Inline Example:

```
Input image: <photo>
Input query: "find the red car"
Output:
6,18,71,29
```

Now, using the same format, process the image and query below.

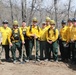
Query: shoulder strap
29,25,32,32
11,28,14,36
18,28,20,35
48,28,56,37
37,26,40,32
53,28,56,35
29,25,40,32
12,28,20,35
48,28,50,37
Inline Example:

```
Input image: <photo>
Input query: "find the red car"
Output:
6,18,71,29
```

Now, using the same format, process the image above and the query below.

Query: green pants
2,45,10,60
20,39,29,60
59,41,69,61
29,39,39,59
52,41,58,61
46,41,58,61
11,41,21,61
71,41,76,62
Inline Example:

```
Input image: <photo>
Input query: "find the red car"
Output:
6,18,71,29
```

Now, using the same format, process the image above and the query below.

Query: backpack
29,25,40,32
11,28,20,41
22,28,29,38
48,28,60,43
48,28,56,37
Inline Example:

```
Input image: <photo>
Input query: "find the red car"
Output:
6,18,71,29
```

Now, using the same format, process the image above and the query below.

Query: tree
54,0,58,28
21,0,27,21
10,0,13,23
74,9,76,18
28,0,36,25
68,0,72,19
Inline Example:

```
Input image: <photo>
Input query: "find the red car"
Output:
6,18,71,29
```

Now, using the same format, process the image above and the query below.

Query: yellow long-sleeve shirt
8,28,24,44
46,28,59,42
40,28,46,41
60,26,68,41
40,25,50,41
26,25,41,39
45,25,50,30
20,26,28,32
66,25,73,43
20,26,28,40
70,26,76,41
0,26,11,45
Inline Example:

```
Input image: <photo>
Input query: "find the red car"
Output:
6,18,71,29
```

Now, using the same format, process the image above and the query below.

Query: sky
2,0,76,11
26,0,76,10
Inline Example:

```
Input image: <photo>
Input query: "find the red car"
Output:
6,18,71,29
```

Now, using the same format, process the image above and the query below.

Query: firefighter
26,17,41,61
0,20,11,62
20,20,29,62
69,18,76,64
45,17,51,29
8,20,25,63
40,22,46,60
59,20,68,62
44,17,51,61
46,20,59,62
66,18,73,62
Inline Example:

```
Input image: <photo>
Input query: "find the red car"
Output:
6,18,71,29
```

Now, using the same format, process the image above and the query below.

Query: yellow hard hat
50,20,55,25
13,20,18,25
32,17,37,22
46,17,50,22
42,22,46,25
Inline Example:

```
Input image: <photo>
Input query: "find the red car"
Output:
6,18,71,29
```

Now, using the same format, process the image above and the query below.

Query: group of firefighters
0,17,76,64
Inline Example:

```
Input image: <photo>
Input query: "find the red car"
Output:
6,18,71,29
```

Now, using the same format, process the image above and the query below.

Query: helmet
22,20,26,22
42,22,46,25
3,20,8,24
61,20,66,24
32,17,37,22
68,18,72,22
72,18,76,22
13,20,18,25
46,17,50,22
50,20,55,25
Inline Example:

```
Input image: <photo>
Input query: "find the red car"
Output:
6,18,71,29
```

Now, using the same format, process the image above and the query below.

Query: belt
40,38,46,41
24,38,29,40
12,40,19,43
60,39,66,42
49,40,52,41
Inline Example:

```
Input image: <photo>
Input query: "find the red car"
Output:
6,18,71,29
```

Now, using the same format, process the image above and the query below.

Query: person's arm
8,29,12,46
19,28,25,44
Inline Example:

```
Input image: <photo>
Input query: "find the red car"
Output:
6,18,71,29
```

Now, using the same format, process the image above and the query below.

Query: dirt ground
0,50,76,75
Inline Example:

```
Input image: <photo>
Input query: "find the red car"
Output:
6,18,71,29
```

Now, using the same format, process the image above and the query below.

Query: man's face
3,24,8,28
42,24,46,28
46,21,50,25
68,21,72,26
51,24,55,28
33,21,37,26
22,22,26,27
13,25,18,29
73,22,76,27
62,24,66,27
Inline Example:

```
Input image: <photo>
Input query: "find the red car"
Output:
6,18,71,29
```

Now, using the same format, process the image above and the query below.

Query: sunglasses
42,24,46,25
51,24,55,25
3,22,8,24
13,25,18,26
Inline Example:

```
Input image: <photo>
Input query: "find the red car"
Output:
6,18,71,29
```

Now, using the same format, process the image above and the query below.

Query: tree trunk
21,0,27,21
74,9,76,18
10,0,13,24
28,0,35,25
54,0,58,28
68,0,72,19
